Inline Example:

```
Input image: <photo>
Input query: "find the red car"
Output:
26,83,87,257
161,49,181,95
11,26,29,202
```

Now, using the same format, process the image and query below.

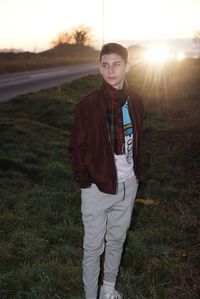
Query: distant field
0,55,98,74
0,59,199,298
0,44,99,74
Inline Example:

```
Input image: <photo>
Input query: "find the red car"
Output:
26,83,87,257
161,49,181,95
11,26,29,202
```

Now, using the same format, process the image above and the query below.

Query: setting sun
144,44,186,64
145,45,170,63
176,52,186,61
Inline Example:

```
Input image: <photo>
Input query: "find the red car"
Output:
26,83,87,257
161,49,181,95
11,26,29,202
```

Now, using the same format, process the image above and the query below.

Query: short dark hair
100,43,128,63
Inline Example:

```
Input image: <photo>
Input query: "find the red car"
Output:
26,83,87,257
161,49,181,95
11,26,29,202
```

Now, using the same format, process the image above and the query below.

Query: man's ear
125,62,130,74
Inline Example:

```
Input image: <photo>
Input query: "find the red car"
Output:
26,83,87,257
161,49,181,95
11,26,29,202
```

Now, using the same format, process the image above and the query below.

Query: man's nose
107,65,114,73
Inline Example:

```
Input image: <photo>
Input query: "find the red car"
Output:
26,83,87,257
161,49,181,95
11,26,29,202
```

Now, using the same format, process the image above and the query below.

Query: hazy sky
0,0,200,51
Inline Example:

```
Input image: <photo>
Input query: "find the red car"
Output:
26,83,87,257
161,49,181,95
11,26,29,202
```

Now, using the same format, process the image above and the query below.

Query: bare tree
51,25,93,47
71,25,93,46
193,30,200,56
51,31,72,47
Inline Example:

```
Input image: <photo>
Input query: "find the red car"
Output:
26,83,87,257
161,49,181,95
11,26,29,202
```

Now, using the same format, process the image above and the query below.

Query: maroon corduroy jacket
68,87,144,194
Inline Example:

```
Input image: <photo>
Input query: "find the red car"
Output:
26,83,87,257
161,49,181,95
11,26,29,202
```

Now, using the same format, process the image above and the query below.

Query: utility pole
102,0,105,45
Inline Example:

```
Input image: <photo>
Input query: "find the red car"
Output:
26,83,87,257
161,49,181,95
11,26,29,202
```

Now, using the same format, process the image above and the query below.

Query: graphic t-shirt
114,102,134,182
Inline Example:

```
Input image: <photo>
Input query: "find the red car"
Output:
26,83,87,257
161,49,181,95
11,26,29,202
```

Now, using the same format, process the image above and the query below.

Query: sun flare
176,52,186,61
144,44,186,64
145,45,170,63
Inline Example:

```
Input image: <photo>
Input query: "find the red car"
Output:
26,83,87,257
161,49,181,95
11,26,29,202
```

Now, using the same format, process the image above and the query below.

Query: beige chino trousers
81,175,138,298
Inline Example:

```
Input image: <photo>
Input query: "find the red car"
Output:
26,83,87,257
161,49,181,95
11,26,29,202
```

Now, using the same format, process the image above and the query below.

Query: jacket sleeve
68,100,91,188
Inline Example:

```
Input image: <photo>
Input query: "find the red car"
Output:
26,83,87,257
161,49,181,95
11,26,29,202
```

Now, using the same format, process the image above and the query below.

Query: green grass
0,59,200,298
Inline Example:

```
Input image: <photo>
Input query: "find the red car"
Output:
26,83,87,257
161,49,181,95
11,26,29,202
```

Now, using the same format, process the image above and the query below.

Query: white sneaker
99,287,123,299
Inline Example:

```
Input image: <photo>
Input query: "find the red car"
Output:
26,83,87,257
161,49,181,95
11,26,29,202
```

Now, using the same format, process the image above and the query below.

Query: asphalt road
0,63,99,102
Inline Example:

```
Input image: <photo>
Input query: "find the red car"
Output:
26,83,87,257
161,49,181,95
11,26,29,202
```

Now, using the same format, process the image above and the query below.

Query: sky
0,0,200,52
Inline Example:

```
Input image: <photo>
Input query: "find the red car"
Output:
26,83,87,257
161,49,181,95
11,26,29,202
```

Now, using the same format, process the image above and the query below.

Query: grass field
0,45,99,74
0,55,98,75
0,59,199,298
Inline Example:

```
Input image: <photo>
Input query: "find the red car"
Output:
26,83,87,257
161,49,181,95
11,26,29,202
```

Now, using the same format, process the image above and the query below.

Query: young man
68,43,143,299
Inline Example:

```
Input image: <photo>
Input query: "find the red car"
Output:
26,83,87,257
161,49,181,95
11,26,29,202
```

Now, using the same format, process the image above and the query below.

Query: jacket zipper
128,97,138,163
106,121,118,194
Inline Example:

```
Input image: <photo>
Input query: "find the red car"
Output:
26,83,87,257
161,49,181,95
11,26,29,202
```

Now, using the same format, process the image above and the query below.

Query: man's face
99,53,130,90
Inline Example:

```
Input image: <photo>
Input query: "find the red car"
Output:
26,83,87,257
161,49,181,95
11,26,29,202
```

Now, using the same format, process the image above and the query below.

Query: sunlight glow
145,45,186,64
176,52,186,61
145,45,170,63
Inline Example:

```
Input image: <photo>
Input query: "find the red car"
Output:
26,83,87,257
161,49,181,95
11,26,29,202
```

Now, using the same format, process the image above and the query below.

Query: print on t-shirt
122,103,134,164
114,101,134,182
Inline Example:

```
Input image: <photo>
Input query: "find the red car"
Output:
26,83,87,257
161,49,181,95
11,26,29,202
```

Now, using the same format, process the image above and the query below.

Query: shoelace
109,291,122,299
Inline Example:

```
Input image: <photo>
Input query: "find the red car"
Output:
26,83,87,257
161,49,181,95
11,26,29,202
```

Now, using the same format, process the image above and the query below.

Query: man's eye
114,63,121,67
